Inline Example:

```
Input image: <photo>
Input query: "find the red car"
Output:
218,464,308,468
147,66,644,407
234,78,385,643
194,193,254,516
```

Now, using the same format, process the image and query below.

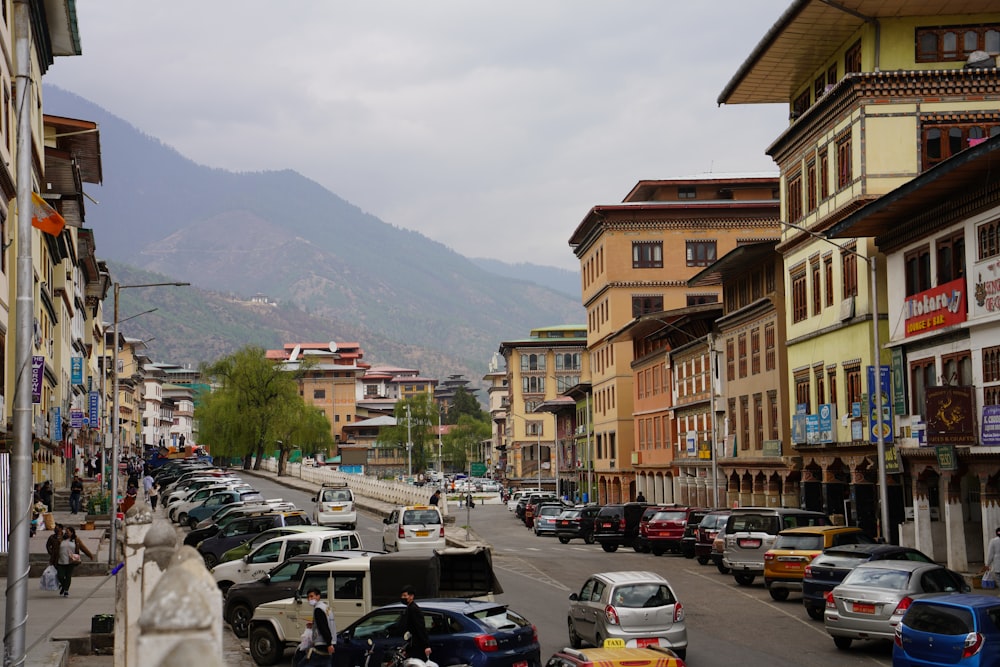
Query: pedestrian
303,588,335,666
39,481,53,512
400,584,431,662
466,492,475,509
983,526,1000,585
148,480,160,511
636,492,647,503
56,526,94,597
69,474,84,514
143,470,154,495
291,620,315,667
429,489,441,506
46,524,63,568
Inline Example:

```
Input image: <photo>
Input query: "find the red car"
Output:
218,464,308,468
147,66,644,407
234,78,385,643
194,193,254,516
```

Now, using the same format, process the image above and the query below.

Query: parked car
593,503,649,553
311,482,357,529
185,488,266,528
824,560,970,651
801,544,933,621
723,508,830,586
508,488,542,512
382,505,445,552
334,599,540,667
196,510,312,567
567,571,686,659
763,525,875,601
678,509,711,560
218,525,339,564
521,494,561,526
224,552,378,637
169,482,251,524
534,503,567,536
554,506,601,544
893,593,1000,666
694,510,730,569
211,529,363,593
642,507,706,557
545,643,686,667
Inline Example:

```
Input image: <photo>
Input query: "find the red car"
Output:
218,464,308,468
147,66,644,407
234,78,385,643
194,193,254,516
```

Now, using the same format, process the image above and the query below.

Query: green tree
445,386,484,423
196,346,318,470
271,401,334,476
442,414,491,471
378,393,437,474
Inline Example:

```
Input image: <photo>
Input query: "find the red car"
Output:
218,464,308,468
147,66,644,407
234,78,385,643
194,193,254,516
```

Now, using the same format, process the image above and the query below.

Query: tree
442,414,491,471
446,387,484,423
271,401,334,476
378,393,437,474
196,346,315,470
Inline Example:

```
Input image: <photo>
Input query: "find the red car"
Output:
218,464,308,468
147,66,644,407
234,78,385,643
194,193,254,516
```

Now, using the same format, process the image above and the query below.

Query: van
722,507,830,586
311,482,356,529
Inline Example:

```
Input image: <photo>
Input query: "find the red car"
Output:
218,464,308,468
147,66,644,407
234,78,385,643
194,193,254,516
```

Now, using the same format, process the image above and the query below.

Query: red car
641,507,706,557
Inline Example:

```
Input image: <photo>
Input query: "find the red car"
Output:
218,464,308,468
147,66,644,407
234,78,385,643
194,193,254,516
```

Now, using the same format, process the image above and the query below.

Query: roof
827,133,1000,240
688,240,780,287
718,0,1000,105
609,303,723,346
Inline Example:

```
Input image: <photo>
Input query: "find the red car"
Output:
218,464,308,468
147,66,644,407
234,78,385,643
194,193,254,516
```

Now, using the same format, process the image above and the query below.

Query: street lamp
109,280,189,568
781,221,890,540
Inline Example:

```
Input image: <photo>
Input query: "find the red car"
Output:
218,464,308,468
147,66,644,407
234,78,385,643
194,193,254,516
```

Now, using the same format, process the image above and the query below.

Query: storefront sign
885,444,901,474
806,414,819,444
982,405,1000,446
925,385,976,444
31,356,43,404
762,439,781,457
904,277,966,337
791,415,806,444
974,269,1000,316
818,404,835,443
89,391,100,427
891,348,907,416
70,409,83,429
935,445,958,471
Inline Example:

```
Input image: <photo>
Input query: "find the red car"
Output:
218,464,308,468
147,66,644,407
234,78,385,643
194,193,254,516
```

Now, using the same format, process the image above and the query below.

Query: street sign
470,462,487,476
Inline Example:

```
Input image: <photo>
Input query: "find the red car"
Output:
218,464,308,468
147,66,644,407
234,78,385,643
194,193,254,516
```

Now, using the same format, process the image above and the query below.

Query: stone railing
114,500,224,667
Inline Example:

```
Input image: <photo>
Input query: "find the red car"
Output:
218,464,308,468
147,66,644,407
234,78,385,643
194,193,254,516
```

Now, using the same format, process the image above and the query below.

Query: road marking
493,552,571,592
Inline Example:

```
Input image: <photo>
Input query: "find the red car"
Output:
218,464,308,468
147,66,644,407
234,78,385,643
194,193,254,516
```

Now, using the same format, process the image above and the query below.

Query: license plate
415,530,430,537
601,522,613,528
560,520,569,526
327,505,343,511
738,538,762,548
635,638,658,648
852,602,875,614
513,662,527,667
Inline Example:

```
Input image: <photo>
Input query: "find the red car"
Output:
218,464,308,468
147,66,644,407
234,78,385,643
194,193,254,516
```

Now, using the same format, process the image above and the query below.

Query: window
941,352,972,386
816,368,826,405
752,394,763,448
313,389,326,399
905,245,932,296
937,232,965,283
522,376,545,394
556,375,580,392
828,368,838,407
811,258,822,315
751,328,760,375
793,89,810,118
555,353,581,370
827,63,838,86
985,345,1000,406
819,150,830,200
764,323,776,371
842,245,858,298
787,171,803,221
686,293,719,306
824,256,834,307
740,396,750,450
632,295,663,318
979,218,1000,260
814,75,826,102
845,365,862,412
923,121,1000,168
806,161,817,212
521,353,546,371
525,421,543,436
792,269,807,322
633,242,663,268
686,241,717,267
726,338,735,382
836,131,853,189
845,39,862,73
910,358,936,416
738,333,747,378
678,186,696,199
768,390,779,440
916,24,1000,62
795,373,811,414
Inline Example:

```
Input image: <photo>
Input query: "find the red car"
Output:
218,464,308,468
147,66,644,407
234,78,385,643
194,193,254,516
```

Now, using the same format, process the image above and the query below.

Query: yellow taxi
381,504,445,552
763,525,874,601
545,639,686,667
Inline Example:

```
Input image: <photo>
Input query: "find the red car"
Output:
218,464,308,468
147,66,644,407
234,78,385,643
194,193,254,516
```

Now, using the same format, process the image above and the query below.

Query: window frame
686,241,717,267
632,241,664,269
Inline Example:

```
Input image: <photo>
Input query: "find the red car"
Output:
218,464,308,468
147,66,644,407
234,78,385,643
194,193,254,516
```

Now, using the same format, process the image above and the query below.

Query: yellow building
718,0,1000,541
568,175,780,503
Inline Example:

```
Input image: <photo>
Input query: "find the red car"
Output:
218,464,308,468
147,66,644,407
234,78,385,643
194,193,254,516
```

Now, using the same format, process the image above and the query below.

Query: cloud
48,0,789,270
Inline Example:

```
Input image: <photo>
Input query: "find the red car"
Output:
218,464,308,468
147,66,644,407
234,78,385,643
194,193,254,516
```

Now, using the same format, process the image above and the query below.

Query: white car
507,489,541,511
170,483,252,524
210,530,363,593
381,505,445,552
311,482,356,529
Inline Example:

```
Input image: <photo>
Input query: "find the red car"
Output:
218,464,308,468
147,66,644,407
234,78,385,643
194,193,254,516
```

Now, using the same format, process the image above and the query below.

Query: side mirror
262,574,271,583
569,593,579,601
242,554,250,563
311,497,318,502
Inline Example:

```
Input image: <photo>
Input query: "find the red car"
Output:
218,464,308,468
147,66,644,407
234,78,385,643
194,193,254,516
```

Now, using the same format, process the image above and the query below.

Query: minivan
722,507,830,586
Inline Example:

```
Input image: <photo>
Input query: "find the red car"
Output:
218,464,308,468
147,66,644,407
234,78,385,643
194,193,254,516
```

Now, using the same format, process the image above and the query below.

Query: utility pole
405,403,412,478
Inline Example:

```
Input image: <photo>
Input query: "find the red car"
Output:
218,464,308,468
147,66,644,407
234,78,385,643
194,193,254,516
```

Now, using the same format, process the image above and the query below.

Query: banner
71,357,83,385
904,277,966,337
31,356,43,404
53,407,61,441
89,391,100,428
983,405,1000,446
867,365,894,443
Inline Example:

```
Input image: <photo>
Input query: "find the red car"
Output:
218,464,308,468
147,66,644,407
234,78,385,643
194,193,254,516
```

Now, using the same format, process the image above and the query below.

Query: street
242,476,893,667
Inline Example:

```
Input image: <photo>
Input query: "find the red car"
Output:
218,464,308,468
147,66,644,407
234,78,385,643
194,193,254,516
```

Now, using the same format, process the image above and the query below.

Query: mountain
43,87,585,381
471,259,580,301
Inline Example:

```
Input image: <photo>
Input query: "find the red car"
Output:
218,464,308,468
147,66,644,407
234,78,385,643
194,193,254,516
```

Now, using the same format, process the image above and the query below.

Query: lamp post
437,406,444,482
781,221,890,540
109,281,188,568
405,403,412,478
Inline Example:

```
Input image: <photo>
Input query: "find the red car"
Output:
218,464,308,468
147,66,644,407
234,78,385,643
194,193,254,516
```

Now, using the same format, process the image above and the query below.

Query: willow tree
271,402,334,476
442,414,492,471
197,346,311,470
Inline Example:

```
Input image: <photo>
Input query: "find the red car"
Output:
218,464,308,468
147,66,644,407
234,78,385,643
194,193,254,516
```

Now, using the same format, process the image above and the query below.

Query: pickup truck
247,547,502,666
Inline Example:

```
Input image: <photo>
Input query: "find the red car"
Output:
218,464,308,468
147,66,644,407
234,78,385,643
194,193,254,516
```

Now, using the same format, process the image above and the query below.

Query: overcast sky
46,1,791,271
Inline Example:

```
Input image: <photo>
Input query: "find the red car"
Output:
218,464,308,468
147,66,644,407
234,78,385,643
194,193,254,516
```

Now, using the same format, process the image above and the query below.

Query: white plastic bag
40,565,58,591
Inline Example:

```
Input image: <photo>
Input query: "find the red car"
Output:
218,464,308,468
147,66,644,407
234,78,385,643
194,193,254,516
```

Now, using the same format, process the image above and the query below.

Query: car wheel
602,543,618,553
177,512,187,526
734,573,755,586
558,537,570,544
567,619,582,649
833,637,852,651
229,602,252,638
188,517,200,529
768,587,789,601
203,553,218,569
673,649,686,661
249,624,284,666
651,546,665,557
717,562,731,575
697,556,709,565
584,532,595,545
218,581,234,596
806,606,824,621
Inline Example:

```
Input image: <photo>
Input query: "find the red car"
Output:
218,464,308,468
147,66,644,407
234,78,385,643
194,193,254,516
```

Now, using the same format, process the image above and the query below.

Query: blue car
336,599,540,667
893,593,1000,666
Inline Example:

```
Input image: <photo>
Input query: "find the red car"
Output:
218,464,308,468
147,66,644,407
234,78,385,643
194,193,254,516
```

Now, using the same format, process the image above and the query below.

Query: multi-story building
498,325,589,491
483,354,509,480
568,174,780,503
162,382,196,449
718,0,1000,543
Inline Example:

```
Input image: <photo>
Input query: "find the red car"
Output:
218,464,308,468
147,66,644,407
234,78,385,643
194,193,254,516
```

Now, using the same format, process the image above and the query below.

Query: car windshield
652,511,687,522
842,567,911,590
559,510,581,519
701,514,728,529
774,534,824,550
403,510,441,525
538,506,562,516
611,583,676,608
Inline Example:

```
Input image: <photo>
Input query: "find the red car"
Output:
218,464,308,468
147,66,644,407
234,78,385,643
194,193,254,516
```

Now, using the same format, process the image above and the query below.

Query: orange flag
30,192,65,236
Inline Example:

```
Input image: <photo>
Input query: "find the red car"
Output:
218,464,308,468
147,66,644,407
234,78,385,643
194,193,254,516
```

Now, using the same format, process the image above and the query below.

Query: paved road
242,476,893,667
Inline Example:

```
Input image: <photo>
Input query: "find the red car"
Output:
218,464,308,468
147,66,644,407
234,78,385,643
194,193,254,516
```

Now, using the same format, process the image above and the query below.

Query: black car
679,508,712,558
224,552,379,638
592,502,648,552
695,509,730,566
801,543,933,620
553,505,600,544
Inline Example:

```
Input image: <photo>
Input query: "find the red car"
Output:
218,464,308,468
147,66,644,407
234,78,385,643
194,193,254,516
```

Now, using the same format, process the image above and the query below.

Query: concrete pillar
117,502,154,667
913,483,936,562
980,473,1000,568
943,490,969,572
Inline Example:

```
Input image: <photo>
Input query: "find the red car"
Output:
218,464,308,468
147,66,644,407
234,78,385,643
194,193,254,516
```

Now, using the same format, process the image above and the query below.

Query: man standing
69,474,84,514
305,588,335,665
429,489,441,506
984,526,1000,585
46,524,63,568
400,585,431,662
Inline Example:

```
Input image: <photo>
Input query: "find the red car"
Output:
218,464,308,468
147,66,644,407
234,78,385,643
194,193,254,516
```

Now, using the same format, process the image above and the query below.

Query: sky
46,1,792,271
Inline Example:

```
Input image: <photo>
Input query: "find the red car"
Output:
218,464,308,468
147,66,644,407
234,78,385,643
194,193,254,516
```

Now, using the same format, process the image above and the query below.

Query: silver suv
567,570,686,660
722,508,830,586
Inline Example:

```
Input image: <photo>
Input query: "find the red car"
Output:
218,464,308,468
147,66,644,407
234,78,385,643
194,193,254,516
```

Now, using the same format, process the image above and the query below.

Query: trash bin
91,614,114,634
42,512,54,530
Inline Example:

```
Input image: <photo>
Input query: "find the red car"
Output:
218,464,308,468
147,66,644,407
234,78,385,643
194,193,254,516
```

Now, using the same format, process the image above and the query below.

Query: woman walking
148,480,160,511
56,527,94,597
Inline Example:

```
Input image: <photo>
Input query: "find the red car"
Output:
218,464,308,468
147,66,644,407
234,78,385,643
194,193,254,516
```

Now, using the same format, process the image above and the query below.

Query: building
718,0,1000,542
483,354,509,480
568,174,780,503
